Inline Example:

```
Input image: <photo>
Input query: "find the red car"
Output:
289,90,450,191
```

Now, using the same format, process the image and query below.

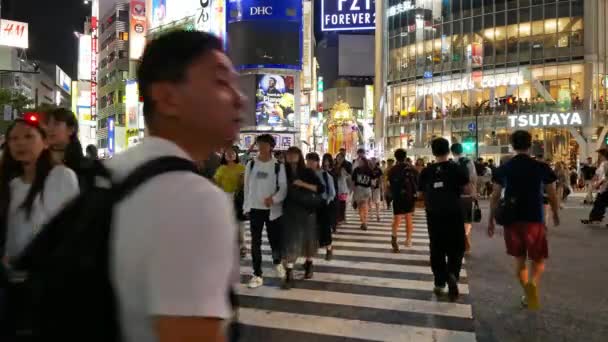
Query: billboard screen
338,34,374,76
255,74,295,128
130,0,147,60
78,35,92,80
321,0,376,31
227,0,302,70
0,19,29,49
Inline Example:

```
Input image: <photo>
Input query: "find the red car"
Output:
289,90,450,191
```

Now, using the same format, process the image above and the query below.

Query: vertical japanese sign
91,0,99,121
130,0,147,60
78,35,92,80
302,1,312,91
108,118,115,155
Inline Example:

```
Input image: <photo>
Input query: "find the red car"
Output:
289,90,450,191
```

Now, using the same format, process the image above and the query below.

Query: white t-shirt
243,157,287,221
106,137,238,342
5,165,79,258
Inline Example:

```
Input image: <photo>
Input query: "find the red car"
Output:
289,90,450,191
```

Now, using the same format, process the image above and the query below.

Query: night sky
5,0,90,78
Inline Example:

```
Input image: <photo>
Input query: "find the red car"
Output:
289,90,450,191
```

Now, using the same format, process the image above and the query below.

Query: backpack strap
274,162,280,192
114,157,199,202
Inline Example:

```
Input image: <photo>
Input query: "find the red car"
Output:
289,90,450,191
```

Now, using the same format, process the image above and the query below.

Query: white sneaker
247,276,263,289
275,264,286,278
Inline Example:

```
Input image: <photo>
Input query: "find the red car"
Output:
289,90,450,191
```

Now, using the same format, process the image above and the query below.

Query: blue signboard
226,0,302,70
467,122,476,133
108,118,115,155
227,0,302,23
321,0,376,31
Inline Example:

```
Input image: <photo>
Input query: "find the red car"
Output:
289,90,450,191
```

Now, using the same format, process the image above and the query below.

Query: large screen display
255,74,295,128
321,0,376,31
226,0,302,70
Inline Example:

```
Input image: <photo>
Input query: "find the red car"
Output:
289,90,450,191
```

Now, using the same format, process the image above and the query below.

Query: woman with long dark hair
1,117,79,262
45,109,84,172
0,118,79,338
281,147,324,289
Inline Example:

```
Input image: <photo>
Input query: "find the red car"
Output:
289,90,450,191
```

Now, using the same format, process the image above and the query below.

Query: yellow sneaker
525,283,540,310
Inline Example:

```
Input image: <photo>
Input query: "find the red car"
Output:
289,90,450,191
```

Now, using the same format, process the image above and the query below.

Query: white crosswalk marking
238,207,476,341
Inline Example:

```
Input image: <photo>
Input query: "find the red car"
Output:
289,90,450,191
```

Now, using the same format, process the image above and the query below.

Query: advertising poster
255,74,295,128
130,0,147,60
152,0,167,27
126,80,139,128
108,118,115,155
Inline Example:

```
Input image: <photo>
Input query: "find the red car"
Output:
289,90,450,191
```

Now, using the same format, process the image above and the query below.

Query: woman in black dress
281,147,324,289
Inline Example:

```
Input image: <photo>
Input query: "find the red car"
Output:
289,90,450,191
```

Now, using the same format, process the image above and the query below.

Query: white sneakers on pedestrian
275,264,286,279
247,276,263,289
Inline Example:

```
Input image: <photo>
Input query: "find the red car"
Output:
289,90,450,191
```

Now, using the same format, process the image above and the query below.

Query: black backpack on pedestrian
424,163,460,213
12,157,200,341
389,164,418,203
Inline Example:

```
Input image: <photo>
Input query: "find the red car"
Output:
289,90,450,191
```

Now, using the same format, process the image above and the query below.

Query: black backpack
457,157,471,182
424,163,460,213
13,156,200,341
389,164,418,202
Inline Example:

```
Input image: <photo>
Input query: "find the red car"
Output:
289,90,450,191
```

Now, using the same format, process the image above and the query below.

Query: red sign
91,16,98,120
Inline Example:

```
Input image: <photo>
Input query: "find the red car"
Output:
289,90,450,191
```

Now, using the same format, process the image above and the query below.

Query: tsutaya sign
417,74,524,97
508,112,584,128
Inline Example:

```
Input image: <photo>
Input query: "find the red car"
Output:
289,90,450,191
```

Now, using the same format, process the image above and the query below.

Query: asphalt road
468,198,608,342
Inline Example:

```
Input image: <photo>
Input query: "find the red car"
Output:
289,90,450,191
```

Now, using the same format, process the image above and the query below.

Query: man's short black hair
394,148,407,162
431,138,450,157
137,30,223,126
305,152,320,162
450,143,463,155
357,148,365,155
256,134,276,147
510,130,532,151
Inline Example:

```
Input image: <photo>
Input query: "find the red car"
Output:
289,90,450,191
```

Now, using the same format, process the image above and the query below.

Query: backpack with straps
12,157,202,341
389,164,418,203
457,157,471,182
424,162,461,213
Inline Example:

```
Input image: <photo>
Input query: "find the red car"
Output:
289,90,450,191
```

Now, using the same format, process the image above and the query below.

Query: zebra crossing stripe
238,284,472,318
242,254,437,275
238,308,477,342
238,268,470,294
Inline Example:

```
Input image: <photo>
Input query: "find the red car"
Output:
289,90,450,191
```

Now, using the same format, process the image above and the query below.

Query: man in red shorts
488,130,560,310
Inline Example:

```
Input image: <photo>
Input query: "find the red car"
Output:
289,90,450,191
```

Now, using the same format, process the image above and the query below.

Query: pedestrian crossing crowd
0,30,561,342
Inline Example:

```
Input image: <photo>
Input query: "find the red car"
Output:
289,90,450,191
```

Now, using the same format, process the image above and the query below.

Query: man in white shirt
582,149,608,225
243,134,287,288
108,31,244,342
451,143,478,254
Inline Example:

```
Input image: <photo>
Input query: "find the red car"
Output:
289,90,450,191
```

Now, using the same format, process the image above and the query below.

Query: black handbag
494,197,516,226
472,200,482,223
288,186,324,210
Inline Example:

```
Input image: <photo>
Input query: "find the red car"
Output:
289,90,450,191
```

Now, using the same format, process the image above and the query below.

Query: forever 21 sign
321,0,376,31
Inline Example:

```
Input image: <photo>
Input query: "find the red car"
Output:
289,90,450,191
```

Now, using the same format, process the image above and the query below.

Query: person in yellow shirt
214,146,247,257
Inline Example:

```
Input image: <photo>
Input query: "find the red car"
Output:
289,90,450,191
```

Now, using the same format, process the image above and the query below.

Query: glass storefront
384,0,607,162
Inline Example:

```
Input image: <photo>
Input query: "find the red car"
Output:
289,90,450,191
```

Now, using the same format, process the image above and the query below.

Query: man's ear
149,82,181,120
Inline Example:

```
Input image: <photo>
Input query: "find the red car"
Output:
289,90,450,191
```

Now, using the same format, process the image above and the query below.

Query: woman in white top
0,116,79,264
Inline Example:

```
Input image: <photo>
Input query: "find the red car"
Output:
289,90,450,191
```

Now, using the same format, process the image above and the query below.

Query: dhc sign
508,112,584,128
322,0,376,31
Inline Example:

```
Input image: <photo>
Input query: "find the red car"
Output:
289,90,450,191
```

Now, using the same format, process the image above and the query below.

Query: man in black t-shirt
489,130,559,311
418,138,469,301
581,157,597,204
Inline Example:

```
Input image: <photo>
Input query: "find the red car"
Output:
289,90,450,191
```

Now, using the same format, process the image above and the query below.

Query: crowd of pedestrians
0,29,597,342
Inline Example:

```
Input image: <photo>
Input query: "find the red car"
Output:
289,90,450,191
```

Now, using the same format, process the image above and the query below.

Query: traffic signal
462,136,476,155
